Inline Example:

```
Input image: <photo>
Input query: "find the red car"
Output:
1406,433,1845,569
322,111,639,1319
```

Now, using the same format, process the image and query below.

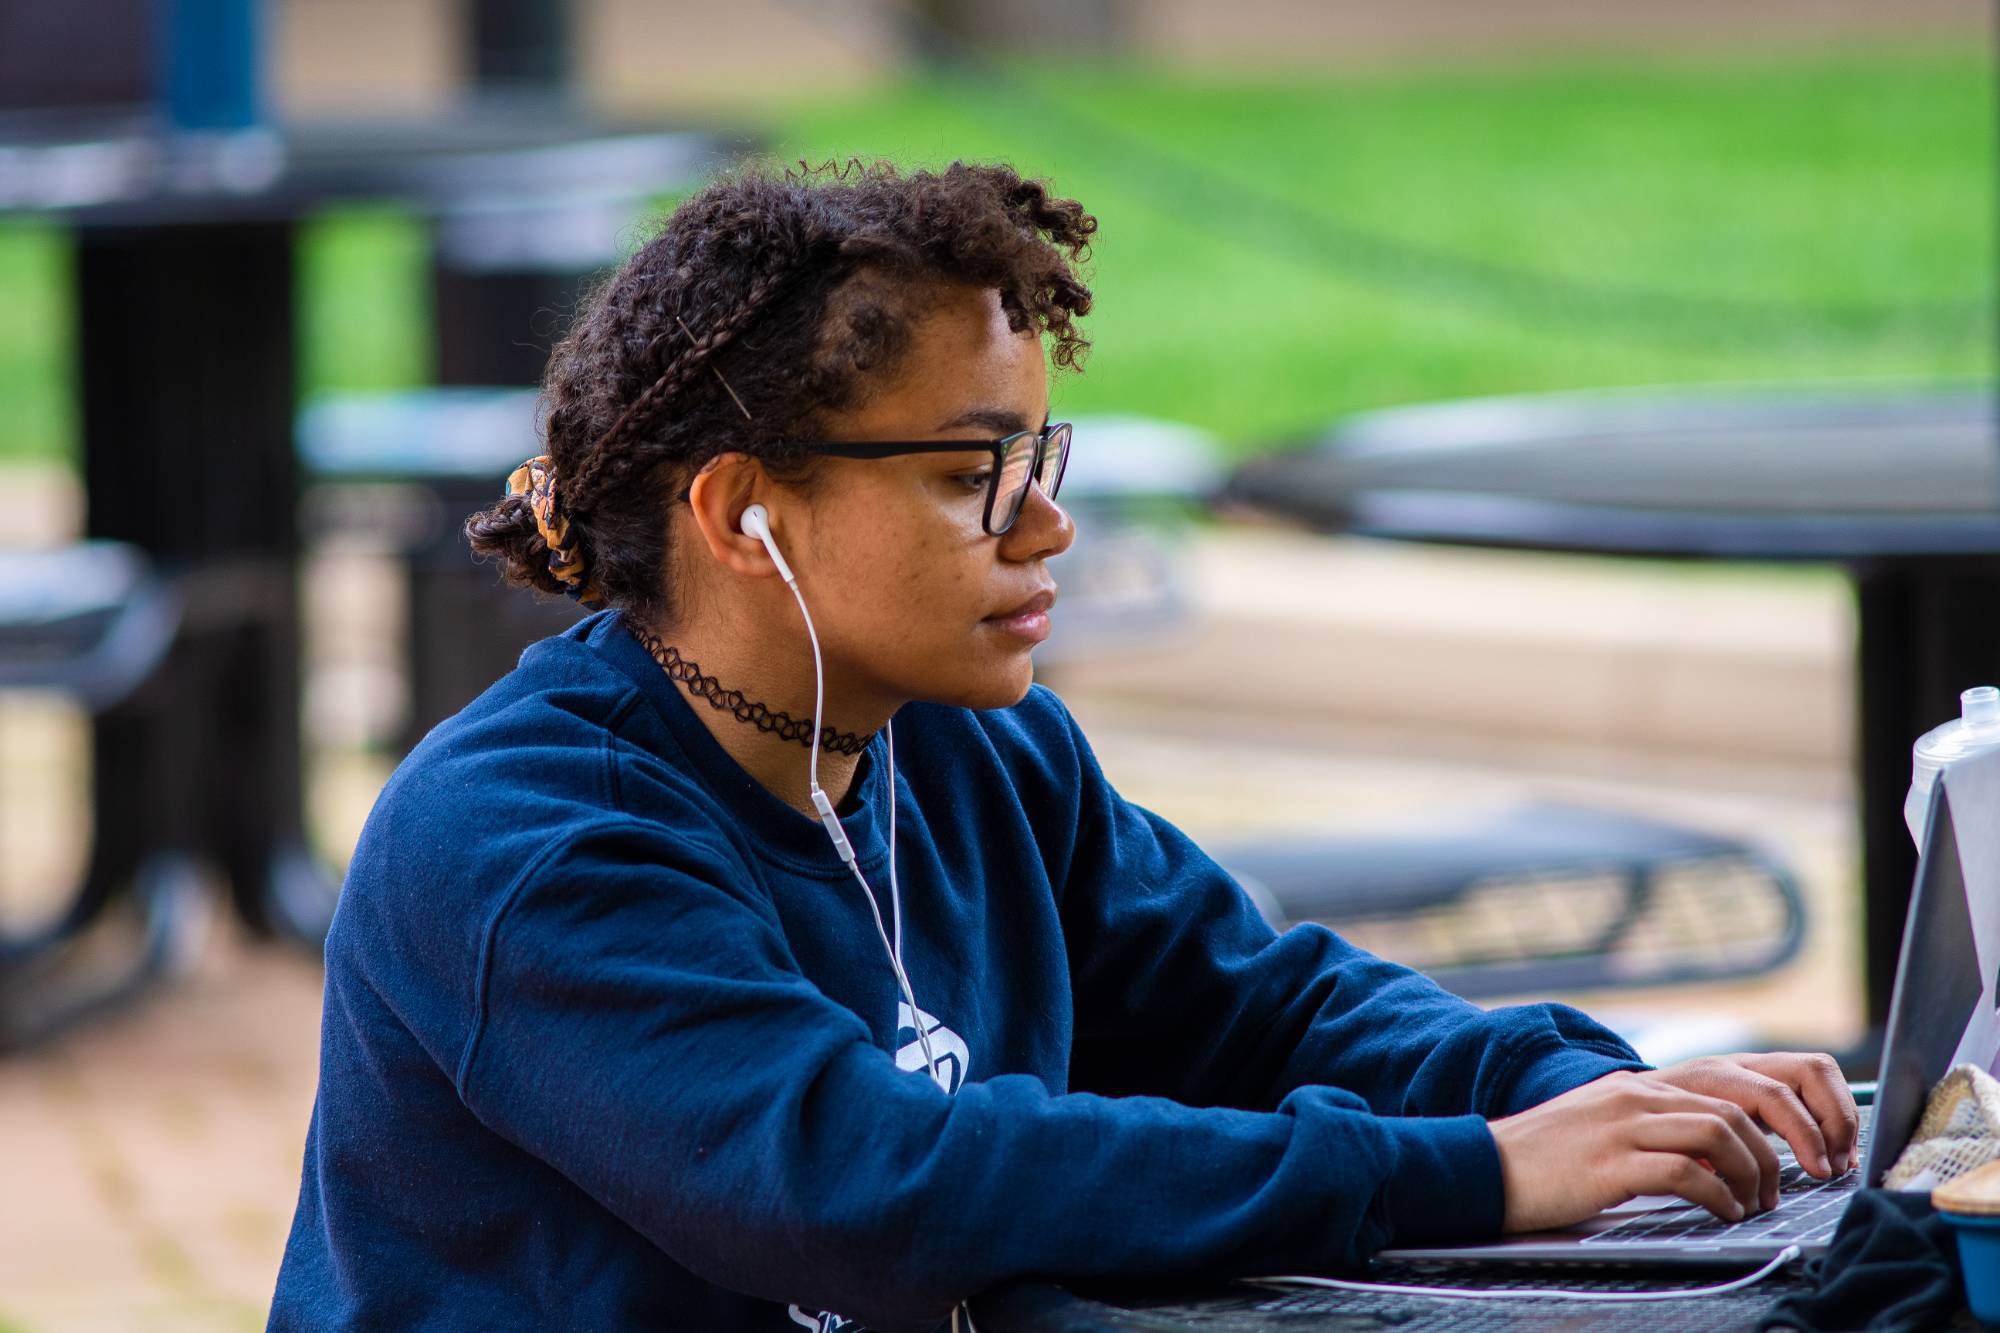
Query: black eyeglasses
678,422,1072,537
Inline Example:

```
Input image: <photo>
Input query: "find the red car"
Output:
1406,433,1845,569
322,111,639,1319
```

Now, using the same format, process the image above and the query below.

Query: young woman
269,161,1859,1333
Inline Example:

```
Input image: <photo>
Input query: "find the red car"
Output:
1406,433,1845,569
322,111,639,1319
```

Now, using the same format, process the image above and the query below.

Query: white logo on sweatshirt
894,1000,968,1094
785,1004,968,1330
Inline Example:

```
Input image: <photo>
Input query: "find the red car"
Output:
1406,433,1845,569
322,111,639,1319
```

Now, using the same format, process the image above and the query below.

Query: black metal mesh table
1,109,728,938
1224,385,2000,1042
973,1259,1976,1331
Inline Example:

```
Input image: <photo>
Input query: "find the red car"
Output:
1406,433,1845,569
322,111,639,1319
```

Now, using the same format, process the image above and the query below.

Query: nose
999,481,1074,563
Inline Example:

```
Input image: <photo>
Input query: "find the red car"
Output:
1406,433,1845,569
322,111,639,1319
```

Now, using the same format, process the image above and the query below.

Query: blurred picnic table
0,105,730,944
1226,384,2000,1053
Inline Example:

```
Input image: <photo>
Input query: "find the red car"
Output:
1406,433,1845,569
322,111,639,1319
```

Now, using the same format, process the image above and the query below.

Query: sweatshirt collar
576,610,892,873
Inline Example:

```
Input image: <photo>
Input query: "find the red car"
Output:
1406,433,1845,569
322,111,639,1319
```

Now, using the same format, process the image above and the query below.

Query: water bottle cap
1965,686,2000,727
1915,684,2000,773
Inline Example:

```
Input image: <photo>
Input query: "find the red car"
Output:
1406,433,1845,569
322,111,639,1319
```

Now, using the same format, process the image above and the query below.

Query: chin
924,651,1039,712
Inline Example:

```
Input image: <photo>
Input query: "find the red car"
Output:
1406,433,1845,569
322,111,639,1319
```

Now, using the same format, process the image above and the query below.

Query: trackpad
1561,1195,1688,1237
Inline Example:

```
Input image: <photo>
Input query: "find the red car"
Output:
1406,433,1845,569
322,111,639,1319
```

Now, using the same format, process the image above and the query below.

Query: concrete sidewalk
0,920,322,1333
1055,523,1852,772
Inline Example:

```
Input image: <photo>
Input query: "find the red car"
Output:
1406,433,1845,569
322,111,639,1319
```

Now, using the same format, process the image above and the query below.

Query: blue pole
158,0,264,130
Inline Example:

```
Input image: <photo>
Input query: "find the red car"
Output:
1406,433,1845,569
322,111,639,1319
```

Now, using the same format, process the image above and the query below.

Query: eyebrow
934,405,1052,434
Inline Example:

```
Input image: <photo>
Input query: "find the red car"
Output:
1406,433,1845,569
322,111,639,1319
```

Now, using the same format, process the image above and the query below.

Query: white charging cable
1245,1243,1801,1302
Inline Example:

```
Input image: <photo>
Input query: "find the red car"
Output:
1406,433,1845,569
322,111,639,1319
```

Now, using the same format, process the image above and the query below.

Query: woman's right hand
1488,1069,1781,1233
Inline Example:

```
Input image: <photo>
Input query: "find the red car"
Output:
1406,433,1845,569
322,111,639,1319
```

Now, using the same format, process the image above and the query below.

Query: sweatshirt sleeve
454,819,1503,1333
1043,696,1648,1122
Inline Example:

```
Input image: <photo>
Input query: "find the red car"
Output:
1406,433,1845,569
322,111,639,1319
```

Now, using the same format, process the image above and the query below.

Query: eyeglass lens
991,424,1071,534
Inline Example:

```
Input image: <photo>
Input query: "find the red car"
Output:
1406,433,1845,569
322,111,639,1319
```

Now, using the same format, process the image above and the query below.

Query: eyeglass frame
674,422,1072,538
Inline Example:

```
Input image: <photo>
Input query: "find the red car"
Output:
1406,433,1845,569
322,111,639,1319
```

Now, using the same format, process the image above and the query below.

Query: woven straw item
1886,1063,2000,1192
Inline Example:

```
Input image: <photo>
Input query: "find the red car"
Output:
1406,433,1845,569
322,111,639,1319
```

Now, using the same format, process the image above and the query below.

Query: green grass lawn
0,39,1989,464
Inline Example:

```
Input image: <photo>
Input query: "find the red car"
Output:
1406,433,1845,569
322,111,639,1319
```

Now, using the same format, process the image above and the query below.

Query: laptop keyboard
1578,1110,1871,1249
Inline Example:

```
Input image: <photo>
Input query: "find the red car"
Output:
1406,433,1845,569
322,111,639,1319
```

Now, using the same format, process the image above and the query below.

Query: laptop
1378,746,2000,1266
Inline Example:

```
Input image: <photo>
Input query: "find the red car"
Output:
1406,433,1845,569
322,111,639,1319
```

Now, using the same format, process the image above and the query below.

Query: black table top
972,1263,1813,1332
970,1259,1978,1331
1224,386,2000,561
0,103,735,225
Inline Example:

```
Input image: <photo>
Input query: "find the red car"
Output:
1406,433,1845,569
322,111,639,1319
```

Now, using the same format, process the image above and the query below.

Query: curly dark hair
464,158,1096,627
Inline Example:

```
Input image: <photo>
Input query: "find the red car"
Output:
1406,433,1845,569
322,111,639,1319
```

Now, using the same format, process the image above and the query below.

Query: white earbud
738,503,797,585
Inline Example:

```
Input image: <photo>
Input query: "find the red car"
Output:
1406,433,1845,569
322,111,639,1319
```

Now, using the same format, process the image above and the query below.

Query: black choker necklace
630,624,873,757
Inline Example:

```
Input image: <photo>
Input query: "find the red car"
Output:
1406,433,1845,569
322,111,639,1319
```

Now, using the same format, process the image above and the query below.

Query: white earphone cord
782,576,942,1084
772,550,972,1332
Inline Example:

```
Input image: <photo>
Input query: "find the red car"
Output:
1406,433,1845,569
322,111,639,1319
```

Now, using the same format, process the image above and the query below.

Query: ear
685,453,785,578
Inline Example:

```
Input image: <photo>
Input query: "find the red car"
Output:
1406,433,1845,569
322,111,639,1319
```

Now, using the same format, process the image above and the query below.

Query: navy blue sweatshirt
269,609,1646,1332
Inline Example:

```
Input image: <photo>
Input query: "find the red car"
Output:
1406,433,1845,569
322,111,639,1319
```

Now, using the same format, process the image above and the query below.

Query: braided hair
465,158,1096,627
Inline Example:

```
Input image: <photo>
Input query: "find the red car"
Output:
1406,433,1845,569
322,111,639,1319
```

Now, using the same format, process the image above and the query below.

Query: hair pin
677,315,756,423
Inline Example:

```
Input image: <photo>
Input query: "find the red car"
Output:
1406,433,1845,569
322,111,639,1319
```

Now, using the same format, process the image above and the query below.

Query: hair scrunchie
504,455,606,609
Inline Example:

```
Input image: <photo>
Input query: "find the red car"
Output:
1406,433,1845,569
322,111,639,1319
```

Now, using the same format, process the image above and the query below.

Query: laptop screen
1865,754,1998,1186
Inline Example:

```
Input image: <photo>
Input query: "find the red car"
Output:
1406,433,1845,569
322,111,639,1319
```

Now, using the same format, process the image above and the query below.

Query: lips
986,588,1057,622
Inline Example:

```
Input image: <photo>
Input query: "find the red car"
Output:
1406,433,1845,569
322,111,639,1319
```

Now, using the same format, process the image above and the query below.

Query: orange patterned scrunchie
504,455,606,609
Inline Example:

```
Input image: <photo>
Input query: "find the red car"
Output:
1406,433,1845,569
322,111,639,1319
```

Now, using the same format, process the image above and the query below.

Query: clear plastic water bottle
1906,686,2000,847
